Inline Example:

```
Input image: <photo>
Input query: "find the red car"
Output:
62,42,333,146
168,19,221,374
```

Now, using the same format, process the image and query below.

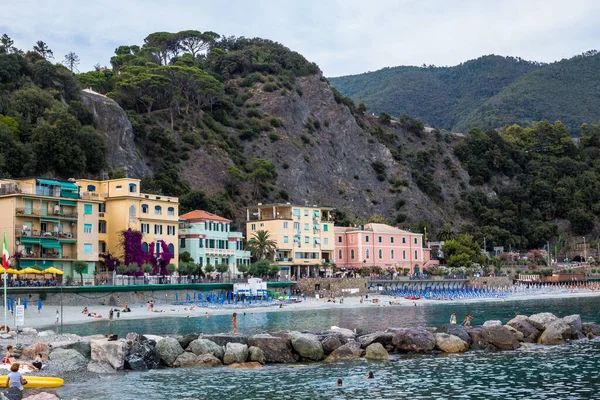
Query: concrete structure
179,210,250,277
233,278,268,296
335,223,432,273
76,178,180,277
246,203,335,279
0,178,101,280
295,277,369,297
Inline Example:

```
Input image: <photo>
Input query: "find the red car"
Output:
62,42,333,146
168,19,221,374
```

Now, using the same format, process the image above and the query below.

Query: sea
56,296,600,399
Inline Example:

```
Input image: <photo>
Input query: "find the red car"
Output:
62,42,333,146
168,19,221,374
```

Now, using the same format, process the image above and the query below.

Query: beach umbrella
42,267,64,275
6,268,23,274
21,267,43,274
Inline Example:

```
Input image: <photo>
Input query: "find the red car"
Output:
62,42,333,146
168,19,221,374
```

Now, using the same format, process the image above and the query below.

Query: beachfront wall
468,276,513,288
334,223,427,274
246,203,335,279
179,210,251,277
295,277,369,297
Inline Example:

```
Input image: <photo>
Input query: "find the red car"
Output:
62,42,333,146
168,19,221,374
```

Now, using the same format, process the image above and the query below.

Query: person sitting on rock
6,363,27,390
82,307,89,314
32,354,43,371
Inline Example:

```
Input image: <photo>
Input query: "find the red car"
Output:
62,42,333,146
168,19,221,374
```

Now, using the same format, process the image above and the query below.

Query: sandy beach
10,290,600,331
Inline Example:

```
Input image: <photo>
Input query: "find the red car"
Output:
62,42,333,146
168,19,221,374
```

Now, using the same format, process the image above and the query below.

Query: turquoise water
61,296,600,337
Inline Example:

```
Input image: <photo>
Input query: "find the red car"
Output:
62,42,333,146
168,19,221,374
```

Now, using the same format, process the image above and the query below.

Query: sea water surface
55,296,600,399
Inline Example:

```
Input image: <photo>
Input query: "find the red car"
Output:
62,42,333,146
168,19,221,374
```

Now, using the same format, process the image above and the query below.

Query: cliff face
80,91,151,178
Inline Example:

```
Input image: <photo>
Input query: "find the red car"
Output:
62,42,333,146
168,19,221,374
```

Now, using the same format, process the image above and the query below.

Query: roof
179,210,231,223
334,223,421,236
247,203,335,211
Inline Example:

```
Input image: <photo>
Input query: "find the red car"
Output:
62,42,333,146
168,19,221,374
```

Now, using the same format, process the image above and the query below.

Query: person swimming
336,378,343,386
365,371,374,380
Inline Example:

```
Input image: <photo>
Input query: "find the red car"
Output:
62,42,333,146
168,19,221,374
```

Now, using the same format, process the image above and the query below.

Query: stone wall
467,276,513,288
295,278,368,297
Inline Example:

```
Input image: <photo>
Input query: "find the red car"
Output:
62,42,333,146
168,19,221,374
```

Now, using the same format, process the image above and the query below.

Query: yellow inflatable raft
0,376,64,388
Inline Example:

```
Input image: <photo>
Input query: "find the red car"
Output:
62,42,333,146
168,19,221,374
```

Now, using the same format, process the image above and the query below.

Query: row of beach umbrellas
3,267,64,275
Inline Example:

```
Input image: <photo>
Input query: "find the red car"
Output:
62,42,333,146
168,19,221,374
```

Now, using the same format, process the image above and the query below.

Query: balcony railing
19,253,76,260
15,229,77,239
204,248,235,255
15,208,78,219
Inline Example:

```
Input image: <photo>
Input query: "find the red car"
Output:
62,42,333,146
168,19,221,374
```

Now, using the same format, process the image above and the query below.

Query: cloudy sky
2,0,599,76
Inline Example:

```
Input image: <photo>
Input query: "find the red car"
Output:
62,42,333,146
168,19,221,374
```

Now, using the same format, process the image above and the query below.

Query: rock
177,333,199,350
4,387,22,400
528,313,558,331
483,320,502,327
38,330,55,338
538,319,572,345
506,319,541,343
91,338,127,370
23,393,60,400
364,343,389,360
124,354,148,371
20,328,37,335
64,341,92,359
87,361,117,373
321,335,343,355
129,340,160,370
481,325,520,350
125,332,139,343
324,341,363,362
155,337,184,367
223,343,249,365
562,315,583,336
21,343,49,360
271,331,294,341
392,327,436,352
356,332,395,348
1,333,12,339
187,339,224,360
173,352,200,368
291,332,324,361
506,315,529,326
141,334,164,343
248,346,265,364
196,353,223,367
435,333,469,353
248,334,297,363
312,331,349,345
227,362,263,369
200,333,248,347
329,326,356,340
48,348,88,371
434,324,472,345
504,325,525,342
468,327,497,351
582,322,600,337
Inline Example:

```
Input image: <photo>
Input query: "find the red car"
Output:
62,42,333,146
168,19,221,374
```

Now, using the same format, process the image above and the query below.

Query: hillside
329,51,600,134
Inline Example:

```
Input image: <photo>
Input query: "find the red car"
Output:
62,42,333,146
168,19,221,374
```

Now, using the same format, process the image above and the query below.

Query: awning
59,200,77,206
37,179,60,186
59,182,78,191
40,238,60,247
41,218,59,223
313,224,320,230
41,242,61,249
313,210,320,217
20,238,40,245
314,238,321,244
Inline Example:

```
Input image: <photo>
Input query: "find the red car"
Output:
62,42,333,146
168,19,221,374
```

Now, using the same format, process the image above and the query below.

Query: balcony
15,229,77,240
15,208,78,219
204,248,235,256
20,253,77,260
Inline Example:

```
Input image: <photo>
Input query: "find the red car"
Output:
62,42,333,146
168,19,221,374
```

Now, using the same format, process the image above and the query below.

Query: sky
1,0,599,77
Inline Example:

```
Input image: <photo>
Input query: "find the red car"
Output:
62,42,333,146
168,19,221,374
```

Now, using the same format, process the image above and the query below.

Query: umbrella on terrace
42,267,64,275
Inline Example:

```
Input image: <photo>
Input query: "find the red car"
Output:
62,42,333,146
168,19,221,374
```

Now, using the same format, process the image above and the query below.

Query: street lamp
583,237,587,264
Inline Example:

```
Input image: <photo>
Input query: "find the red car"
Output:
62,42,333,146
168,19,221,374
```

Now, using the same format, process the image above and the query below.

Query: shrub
247,108,262,118
277,190,290,201
300,134,311,145
268,132,280,142
282,162,290,169
269,117,282,128
395,213,407,223
263,82,278,92
303,154,310,163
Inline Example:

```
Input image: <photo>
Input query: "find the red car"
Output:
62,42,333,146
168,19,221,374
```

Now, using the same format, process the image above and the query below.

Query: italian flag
2,233,8,270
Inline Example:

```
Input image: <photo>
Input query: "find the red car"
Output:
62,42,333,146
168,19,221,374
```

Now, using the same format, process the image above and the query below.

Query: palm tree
436,223,456,241
247,230,277,261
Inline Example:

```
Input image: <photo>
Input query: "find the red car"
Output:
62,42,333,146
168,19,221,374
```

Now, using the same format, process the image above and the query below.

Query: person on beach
116,296,120,307
109,308,114,321
450,312,457,324
37,298,42,314
82,307,89,314
232,312,238,334
117,310,121,320
336,378,343,386
3,345,15,364
6,363,27,391
55,309,59,324
32,354,43,371
365,371,374,380
462,314,472,327
205,312,209,319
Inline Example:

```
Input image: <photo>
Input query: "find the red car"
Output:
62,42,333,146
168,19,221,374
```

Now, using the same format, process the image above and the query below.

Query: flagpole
3,270,6,332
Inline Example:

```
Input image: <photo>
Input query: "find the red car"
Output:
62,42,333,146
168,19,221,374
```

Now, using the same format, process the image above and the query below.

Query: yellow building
76,178,179,276
0,178,101,281
245,203,335,279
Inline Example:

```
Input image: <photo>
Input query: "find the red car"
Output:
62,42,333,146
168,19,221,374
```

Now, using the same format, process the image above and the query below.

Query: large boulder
248,346,265,364
538,319,572,345
48,348,88,370
468,328,497,351
155,337,184,367
187,339,224,360
177,333,199,350
483,320,502,327
392,327,436,353
324,341,363,362
90,339,127,370
87,361,117,373
312,331,349,345
434,333,469,353
321,335,343,355
356,332,395,348
329,327,356,340
4,386,22,400
582,322,600,337
562,315,583,337
200,333,248,347
481,325,520,350
248,334,297,363
504,325,525,342
365,343,389,360
65,341,92,359
124,354,148,371
227,362,263,369
23,393,60,400
506,319,541,343
173,352,201,368
128,340,160,370
196,353,223,367
528,313,558,331
291,332,324,361
434,325,471,345
22,343,49,360
223,342,249,365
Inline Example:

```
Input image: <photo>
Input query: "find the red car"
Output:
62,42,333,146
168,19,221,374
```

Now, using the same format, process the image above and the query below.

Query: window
84,224,92,234
84,204,92,215
402,237,406,244
251,224,256,230
324,238,328,245
323,224,328,232
98,203,106,213
98,221,106,233
168,243,175,255
167,226,175,235
283,222,289,229
338,249,342,260
129,183,137,193
87,185,96,192
116,185,122,190
100,241,106,253
154,224,162,235
391,237,394,243
283,236,289,244
351,249,355,259
378,236,382,243
414,238,418,244
293,222,300,230
415,250,418,259
365,249,370,259
180,238,185,248
142,242,149,253
141,223,149,234
199,238,204,248
83,244,92,254
365,236,369,243
129,205,136,217
304,223,309,231
403,250,406,259
391,250,395,259
337,236,343,244
142,204,149,214
304,209,308,216
305,236,309,243
378,249,382,259
154,206,162,215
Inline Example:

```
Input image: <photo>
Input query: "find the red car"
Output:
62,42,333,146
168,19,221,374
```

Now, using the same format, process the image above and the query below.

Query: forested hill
329,51,600,134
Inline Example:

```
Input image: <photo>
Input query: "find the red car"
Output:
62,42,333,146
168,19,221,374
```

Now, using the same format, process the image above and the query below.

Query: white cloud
1,0,598,76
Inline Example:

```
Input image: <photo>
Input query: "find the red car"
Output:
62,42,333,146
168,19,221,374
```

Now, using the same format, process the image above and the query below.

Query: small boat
0,376,64,388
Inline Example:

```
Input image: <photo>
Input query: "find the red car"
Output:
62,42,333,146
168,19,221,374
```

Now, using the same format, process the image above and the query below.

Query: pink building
334,223,433,273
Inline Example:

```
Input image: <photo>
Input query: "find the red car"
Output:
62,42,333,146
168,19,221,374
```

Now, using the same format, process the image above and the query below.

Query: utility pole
583,237,587,264
547,241,550,267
